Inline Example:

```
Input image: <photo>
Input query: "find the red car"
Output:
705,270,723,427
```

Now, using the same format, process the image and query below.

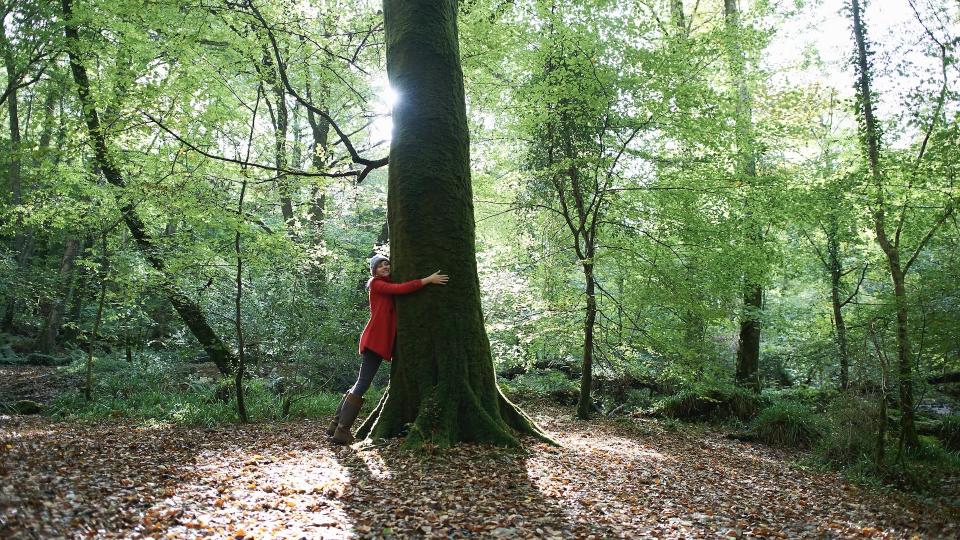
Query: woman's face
375,260,391,278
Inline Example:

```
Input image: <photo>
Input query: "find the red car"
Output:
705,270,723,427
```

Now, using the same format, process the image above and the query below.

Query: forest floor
1,367,959,539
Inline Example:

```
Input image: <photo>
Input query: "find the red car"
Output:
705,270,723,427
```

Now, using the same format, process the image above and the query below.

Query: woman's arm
370,271,448,295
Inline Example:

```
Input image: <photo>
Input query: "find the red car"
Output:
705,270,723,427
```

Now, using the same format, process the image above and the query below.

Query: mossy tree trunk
355,0,548,448
848,0,954,449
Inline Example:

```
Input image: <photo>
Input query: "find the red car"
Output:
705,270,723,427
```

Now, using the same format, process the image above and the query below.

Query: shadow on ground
1,405,956,539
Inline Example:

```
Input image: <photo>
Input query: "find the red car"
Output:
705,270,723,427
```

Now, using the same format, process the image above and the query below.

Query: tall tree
514,1,639,419
724,0,763,393
355,0,547,448
61,0,237,375
848,0,955,449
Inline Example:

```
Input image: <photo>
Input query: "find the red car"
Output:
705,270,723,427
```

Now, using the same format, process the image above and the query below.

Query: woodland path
2,400,957,539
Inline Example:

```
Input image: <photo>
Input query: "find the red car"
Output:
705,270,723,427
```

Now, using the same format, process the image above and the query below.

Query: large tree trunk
725,0,762,393
356,0,547,448
62,0,236,375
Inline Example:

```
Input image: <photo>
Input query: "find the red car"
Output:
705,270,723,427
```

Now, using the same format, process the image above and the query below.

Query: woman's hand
422,270,449,285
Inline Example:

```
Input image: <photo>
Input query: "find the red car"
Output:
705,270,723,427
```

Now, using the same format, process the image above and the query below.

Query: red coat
358,276,424,361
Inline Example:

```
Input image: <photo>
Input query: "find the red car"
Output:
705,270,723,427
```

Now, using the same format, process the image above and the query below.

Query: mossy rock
24,352,65,366
656,386,767,421
4,400,43,415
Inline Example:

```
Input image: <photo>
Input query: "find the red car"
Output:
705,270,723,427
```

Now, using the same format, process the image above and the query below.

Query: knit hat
369,254,389,275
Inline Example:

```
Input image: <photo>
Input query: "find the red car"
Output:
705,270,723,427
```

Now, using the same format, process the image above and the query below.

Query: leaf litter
1,405,956,538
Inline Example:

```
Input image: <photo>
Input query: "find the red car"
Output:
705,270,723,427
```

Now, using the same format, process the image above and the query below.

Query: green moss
654,384,766,421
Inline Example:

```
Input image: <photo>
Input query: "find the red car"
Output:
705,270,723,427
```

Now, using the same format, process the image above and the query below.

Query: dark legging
348,349,383,397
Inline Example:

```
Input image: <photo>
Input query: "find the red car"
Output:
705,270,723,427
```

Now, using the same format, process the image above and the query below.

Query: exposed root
496,386,558,446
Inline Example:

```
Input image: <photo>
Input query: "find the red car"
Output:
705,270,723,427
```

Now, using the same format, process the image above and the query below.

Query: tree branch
141,110,360,179
840,264,868,307
244,1,387,183
904,202,955,274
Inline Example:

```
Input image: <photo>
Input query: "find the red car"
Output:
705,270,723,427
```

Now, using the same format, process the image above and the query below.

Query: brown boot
329,392,363,445
326,394,347,437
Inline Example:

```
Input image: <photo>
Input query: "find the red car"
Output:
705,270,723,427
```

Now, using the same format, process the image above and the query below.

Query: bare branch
840,264,868,307
141,111,361,179
244,1,387,183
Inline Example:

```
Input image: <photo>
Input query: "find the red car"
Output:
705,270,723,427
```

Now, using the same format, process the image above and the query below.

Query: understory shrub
934,415,960,451
815,394,880,465
654,384,767,421
749,400,825,448
48,353,346,425
499,370,579,405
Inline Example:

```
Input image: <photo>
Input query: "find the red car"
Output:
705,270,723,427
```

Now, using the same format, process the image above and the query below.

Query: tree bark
305,86,329,230
356,0,548,448
576,261,597,419
826,223,851,390
85,237,108,402
2,28,26,331
37,238,81,353
725,0,763,393
256,46,295,230
849,0,919,448
234,179,249,423
735,285,762,392
62,0,236,375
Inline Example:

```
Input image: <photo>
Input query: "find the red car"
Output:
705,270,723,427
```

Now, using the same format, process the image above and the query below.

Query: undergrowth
47,354,373,426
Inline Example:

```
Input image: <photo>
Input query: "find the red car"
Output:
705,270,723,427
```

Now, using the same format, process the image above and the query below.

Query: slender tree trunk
890,264,917,446
260,50,295,229
725,0,762,392
234,179,249,423
306,96,329,229
869,321,888,466
849,0,918,448
62,0,236,375
577,261,597,419
2,36,25,331
85,238,108,401
273,82,294,228
356,0,548,448
827,227,851,390
35,84,73,352
830,276,851,390
37,238,82,353
305,78,330,294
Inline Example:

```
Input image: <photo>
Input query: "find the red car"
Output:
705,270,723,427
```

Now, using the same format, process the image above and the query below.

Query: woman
328,254,448,444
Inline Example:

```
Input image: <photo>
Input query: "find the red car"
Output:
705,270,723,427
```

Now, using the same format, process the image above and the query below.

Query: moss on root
355,382,555,450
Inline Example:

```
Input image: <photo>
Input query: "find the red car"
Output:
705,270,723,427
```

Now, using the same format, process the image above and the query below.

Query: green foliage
934,416,960,451
500,370,579,405
749,399,825,448
814,394,880,466
48,353,345,426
